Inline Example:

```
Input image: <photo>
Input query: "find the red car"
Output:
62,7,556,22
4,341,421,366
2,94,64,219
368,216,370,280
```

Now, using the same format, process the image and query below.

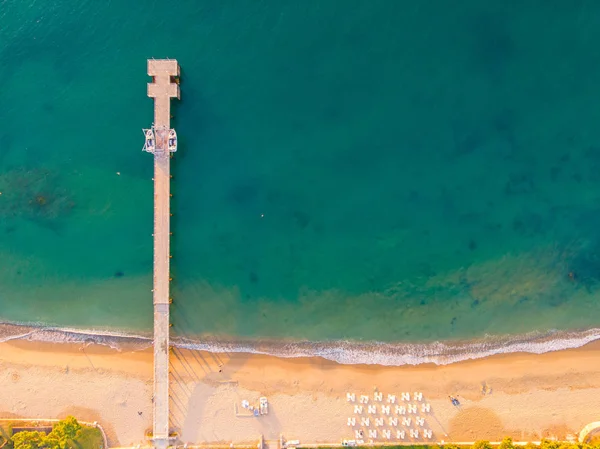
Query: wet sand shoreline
3,321,600,366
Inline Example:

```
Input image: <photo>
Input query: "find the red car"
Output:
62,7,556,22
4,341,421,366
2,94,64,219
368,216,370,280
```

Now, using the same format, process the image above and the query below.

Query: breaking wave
1,321,599,366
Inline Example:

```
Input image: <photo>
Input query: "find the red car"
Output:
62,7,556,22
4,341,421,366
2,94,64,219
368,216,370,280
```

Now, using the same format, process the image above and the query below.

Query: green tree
45,417,82,449
557,443,579,449
442,445,461,449
473,441,493,449
540,439,561,449
43,433,60,449
500,437,515,449
11,431,46,449
52,417,81,441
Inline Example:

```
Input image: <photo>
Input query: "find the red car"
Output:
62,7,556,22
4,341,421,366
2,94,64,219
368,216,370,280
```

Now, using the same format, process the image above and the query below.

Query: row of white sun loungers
353,403,430,414
346,392,431,441
352,429,433,440
347,392,423,403
348,416,426,427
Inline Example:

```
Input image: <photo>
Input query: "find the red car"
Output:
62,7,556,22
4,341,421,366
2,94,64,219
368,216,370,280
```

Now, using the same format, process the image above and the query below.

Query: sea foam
1,321,599,366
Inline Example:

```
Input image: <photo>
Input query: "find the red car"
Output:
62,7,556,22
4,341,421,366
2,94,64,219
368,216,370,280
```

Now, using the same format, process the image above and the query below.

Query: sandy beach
1,339,600,447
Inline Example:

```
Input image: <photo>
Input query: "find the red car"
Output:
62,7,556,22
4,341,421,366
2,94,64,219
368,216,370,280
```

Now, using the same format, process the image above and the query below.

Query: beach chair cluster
239,397,269,417
345,391,432,443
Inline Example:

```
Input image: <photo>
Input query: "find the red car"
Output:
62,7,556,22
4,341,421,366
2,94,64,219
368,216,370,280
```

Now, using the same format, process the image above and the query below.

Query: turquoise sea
2,0,600,364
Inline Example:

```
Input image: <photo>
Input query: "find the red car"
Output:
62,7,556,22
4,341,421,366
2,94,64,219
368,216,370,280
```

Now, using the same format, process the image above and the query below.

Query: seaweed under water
0,167,75,229
565,240,600,293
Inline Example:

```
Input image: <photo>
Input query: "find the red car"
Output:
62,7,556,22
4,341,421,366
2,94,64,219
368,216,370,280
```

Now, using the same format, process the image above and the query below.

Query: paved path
579,421,600,442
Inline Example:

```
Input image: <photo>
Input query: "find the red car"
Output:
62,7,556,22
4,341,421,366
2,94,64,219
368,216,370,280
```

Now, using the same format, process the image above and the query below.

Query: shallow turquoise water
2,1,600,345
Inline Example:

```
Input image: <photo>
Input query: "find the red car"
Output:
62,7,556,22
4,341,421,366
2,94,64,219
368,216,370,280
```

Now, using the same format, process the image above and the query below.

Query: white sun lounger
395,405,406,415
259,397,269,415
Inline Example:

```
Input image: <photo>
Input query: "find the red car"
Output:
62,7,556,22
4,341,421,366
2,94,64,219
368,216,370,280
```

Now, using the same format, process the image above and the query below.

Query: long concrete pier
146,58,180,449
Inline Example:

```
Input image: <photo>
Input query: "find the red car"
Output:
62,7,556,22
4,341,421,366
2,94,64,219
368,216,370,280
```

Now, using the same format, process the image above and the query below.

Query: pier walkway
146,58,180,449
